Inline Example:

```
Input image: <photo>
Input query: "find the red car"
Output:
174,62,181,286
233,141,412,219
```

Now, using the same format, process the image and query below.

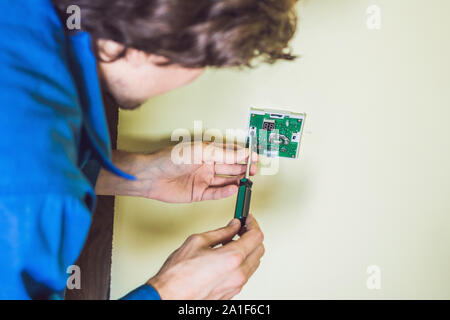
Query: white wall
111,0,450,299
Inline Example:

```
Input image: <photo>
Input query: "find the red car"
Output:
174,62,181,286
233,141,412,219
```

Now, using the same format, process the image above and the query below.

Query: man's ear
126,48,170,66
97,39,126,62
97,39,170,66
147,54,170,65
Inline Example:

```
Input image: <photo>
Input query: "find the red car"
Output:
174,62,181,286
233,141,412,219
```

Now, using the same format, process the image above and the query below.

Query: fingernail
228,219,239,227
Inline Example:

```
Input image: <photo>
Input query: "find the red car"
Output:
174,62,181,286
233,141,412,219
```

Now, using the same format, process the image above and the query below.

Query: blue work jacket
0,0,159,300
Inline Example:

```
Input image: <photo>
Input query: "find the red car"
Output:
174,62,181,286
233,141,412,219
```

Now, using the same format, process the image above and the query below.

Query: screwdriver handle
234,178,253,226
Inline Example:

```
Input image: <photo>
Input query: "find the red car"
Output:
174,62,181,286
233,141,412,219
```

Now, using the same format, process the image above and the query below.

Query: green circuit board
248,108,306,159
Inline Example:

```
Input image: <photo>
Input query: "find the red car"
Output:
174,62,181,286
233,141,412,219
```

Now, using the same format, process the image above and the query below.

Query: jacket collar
67,31,135,181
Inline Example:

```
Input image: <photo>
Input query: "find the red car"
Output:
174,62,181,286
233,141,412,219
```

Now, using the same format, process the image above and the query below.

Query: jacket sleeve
0,194,92,300
120,284,161,300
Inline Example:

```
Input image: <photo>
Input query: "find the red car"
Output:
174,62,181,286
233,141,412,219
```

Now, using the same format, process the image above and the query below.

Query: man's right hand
147,214,265,300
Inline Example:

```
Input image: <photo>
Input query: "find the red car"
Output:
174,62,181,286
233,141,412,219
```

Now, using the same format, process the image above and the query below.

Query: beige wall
111,0,450,299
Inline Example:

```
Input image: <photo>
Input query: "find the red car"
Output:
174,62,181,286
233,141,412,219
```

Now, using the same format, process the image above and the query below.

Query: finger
211,175,243,187
233,149,259,164
238,214,259,236
222,214,263,257
221,232,239,247
250,151,259,163
215,164,246,175
204,144,258,165
202,219,241,248
203,144,245,164
215,163,258,176
249,163,258,176
218,246,263,298
242,214,260,232
201,185,238,201
241,243,265,279
219,288,241,300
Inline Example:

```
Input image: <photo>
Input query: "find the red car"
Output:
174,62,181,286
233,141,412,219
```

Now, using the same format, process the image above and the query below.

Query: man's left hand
95,143,258,203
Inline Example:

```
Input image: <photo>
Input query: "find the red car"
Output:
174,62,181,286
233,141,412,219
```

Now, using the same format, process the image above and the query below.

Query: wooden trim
65,94,118,300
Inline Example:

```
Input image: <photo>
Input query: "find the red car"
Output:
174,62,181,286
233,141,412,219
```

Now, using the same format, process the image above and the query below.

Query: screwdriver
234,132,255,227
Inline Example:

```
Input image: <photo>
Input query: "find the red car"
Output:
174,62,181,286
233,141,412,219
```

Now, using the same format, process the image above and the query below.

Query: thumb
203,219,241,248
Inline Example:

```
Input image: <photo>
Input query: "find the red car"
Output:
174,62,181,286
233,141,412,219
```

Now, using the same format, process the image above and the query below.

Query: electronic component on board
248,107,306,159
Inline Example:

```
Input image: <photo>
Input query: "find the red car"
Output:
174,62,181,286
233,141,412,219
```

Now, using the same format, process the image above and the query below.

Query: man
0,0,298,299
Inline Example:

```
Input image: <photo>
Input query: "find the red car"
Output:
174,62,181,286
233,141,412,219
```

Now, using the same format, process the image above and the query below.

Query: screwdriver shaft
245,134,254,179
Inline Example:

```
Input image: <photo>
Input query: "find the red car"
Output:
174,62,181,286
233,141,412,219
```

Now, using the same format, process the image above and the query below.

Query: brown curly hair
52,0,299,68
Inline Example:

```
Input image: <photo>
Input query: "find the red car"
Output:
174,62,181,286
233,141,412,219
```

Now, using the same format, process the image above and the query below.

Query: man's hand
95,143,258,203
147,214,264,300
